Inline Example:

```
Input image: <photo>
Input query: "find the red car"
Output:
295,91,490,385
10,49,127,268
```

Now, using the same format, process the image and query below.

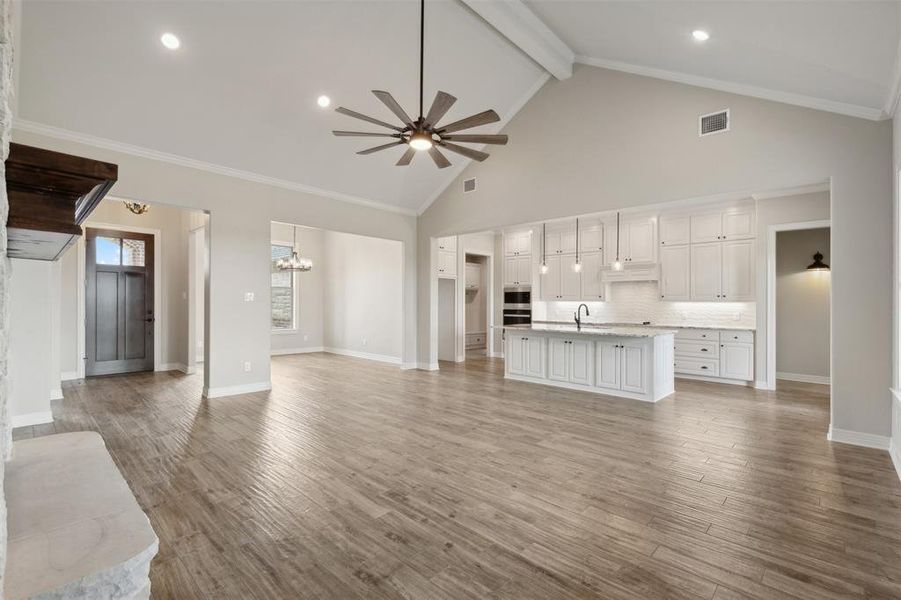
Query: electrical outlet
243,361,252,372
303,335,309,341
244,292,255,302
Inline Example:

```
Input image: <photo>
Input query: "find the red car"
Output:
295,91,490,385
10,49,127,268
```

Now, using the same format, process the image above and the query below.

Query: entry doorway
464,253,490,359
85,227,156,376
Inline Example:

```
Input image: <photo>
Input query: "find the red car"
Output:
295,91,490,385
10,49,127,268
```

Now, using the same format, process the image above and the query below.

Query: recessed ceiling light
317,95,331,108
692,29,710,42
161,33,180,50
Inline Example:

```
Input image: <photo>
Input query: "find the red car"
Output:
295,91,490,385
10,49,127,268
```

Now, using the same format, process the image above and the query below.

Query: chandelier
123,201,149,215
276,225,313,272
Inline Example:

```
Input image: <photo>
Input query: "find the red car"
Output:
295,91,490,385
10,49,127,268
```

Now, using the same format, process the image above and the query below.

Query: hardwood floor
15,354,901,599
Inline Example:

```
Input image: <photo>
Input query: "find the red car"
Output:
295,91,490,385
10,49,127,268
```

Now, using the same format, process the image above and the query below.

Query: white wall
464,258,488,335
13,128,418,396
419,64,892,441
891,103,901,473
270,223,324,354
437,279,455,362
9,259,53,425
776,228,830,381
323,231,403,361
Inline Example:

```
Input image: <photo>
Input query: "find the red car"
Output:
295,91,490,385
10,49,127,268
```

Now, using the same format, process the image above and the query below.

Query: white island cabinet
504,324,676,402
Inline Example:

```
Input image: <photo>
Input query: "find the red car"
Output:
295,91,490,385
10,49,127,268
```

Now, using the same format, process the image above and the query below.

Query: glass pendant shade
806,251,829,271
539,262,549,275
612,260,624,271
573,260,582,273
277,226,314,272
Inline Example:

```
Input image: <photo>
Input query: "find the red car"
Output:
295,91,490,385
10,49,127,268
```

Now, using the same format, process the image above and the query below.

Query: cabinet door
440,250,457,277
594,341,621,390
504,256,518,286
547,338,569,382
722,208,755,240
580,226,604,253
506,337,525,375
437,236,455,251
504,233,518,256
720,342,753,380
545,231,562,255
626,219,655,263
690,243,722,300
515,256,532,286
505,231,529,256
524,337,545,378
541,255,561,300
721,240,755,301
659,245,690,301
580,252,605,300
570,339,593,385
659,215,691,246
691,213,722,243
559,255,581,300
559,229,577,254
620,342,646,393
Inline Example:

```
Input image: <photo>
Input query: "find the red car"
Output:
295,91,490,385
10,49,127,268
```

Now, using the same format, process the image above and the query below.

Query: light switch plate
244,292,255,302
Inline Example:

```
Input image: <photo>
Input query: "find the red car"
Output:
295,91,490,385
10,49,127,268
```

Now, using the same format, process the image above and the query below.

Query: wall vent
463,177,477,193
699,109,730,137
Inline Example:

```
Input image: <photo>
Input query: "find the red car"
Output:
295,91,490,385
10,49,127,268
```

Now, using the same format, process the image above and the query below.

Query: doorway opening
464,253,490,359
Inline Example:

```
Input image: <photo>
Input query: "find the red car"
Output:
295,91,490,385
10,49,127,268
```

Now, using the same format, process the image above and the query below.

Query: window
96,236,146,266
271,244,295,330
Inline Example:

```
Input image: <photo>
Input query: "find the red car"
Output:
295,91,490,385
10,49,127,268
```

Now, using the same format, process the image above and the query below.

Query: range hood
5,143,118,260
602,264,660,283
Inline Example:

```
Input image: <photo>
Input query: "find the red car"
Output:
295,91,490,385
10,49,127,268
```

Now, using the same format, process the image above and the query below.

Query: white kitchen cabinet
579,225,604,253
437,249,457,278
659,215,691,246
720,341,754,380
620,343,646,394
504,255,530,287
595,341,621,390
721,240,755,301
507,334,545,378
659,245,690,301
691,207,755,243
605,217,656,266
690,213,723,243
545,228,577,255
541,254,580,300
690,243,722,300
548,338,568,382
437,236,457,251
580,252,606,300
504,230,532,257
722,209,755,240
548,338,593,385
594,340,646,394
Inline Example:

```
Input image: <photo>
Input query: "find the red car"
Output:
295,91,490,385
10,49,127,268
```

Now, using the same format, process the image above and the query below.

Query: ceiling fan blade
427,146,452,169
440,134,508,145
333,131,401,138
335,107,404,132
396,146,416,166
357,141,404,155
372,90,415,127
436,109,500,134
440,142,490,162
423,91,457,128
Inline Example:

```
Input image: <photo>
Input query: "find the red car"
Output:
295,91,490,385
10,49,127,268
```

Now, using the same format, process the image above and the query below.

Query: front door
86,228,155,376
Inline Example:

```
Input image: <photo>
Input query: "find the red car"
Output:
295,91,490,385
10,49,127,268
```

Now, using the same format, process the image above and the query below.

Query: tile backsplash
533,281,756,329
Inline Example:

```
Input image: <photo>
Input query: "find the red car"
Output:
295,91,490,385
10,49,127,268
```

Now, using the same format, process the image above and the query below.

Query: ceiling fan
332,0,508,169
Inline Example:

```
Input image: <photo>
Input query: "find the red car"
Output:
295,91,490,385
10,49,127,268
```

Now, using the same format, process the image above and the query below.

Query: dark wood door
86,228,155,376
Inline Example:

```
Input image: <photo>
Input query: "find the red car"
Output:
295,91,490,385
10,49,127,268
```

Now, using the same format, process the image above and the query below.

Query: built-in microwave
503,288,531,326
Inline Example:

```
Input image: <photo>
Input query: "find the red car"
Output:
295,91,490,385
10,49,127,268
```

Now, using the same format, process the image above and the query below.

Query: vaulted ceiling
14,1,901,215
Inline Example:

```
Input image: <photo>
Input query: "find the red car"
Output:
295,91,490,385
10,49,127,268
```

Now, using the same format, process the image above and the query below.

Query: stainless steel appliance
503,287,532,326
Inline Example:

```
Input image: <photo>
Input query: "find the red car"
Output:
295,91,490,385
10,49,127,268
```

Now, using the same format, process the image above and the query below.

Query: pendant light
612,212,624,271
276,226,313,272
806,251,829,271
573,218,582,272
539,223,549,275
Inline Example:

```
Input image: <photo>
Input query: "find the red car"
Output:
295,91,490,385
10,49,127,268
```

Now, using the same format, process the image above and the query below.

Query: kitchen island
504,323,676,402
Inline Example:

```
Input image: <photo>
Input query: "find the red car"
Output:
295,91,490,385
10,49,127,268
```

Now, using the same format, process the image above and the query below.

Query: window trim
270,242,299,332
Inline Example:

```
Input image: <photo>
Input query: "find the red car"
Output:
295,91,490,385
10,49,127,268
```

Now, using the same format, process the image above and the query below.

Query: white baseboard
890,438,901,483
777,372,830,385
203,381,272,399
271,346,325,356
323,347,401,365
157,362,193,374
60,371,80,382
49,388,64,401
12,411,54,428
675,374,752,387
827,425,891,450
400,362,419,370
414,362,439,371
753,380,771,390
489,352,505,359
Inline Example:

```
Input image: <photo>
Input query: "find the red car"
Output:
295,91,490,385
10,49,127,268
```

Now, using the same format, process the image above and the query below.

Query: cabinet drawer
674,340,718,357
720,330,754,344
674,357,720,377
675,329,720,342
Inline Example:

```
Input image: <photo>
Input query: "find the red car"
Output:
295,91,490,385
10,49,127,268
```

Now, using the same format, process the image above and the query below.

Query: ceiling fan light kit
332,0,508,168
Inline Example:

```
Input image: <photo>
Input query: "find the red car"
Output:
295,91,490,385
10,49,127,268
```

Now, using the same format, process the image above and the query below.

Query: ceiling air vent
463,177,477,193
699,109,730,137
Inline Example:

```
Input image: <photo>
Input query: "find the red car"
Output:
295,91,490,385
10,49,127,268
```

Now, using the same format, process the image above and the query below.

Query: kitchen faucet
574,303,590,329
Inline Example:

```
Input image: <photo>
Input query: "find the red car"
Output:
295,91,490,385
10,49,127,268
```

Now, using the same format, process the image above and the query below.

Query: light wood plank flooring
14,353,901,599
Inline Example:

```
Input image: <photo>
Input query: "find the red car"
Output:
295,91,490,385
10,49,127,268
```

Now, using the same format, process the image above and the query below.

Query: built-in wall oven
503,287,532,326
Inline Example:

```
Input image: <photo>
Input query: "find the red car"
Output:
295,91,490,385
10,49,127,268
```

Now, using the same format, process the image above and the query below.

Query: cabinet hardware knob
701,366,708,370
701,348,707,352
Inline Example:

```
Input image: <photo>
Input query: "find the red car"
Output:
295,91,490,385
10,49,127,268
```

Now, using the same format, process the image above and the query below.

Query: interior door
86,228,155,376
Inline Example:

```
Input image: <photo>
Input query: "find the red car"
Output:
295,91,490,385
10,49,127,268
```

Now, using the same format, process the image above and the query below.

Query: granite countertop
504,323,678,338
532,320,756,332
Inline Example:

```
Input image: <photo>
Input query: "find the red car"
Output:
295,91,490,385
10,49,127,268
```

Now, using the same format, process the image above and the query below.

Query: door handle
145,317,155,322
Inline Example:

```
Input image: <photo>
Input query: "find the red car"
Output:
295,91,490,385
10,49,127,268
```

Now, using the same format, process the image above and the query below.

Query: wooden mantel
5,143,118,261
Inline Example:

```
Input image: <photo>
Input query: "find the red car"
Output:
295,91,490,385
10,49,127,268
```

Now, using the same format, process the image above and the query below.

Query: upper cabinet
690,207,755,243
505,230,532,256
436,236,457,278
659,215,691,246
437,236,457,252
504,255,531,287
605,216,657,266
545,228,577,255
579,224,604,253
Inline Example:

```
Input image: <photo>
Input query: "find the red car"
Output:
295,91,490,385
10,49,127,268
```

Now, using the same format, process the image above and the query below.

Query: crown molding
12,119,419,217
883,38,901,117
416,71,551,216
461,0,574,80
576,55,887,122
751,182,830,201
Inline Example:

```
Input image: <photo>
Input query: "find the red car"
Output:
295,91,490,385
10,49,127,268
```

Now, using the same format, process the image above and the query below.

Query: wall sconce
123,201,150,215
806,251,829,271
